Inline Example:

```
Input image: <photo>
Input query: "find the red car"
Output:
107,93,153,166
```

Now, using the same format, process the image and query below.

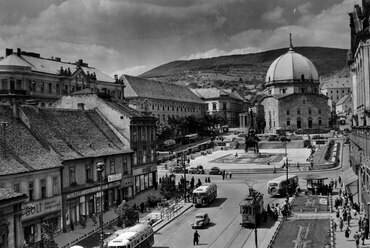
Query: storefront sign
133,168,142,176
108,173,122,182
23,196,62,221
121,177,134,187
67,184,108,199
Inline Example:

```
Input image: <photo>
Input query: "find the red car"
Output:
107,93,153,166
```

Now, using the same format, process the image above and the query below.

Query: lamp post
281,137,290,202
178,153,188,202
97,162,105,248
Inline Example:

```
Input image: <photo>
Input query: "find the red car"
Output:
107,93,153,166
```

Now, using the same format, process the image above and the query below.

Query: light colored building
190,88,248,127
121,74,207,123
336,94,352,115
0,188,27,248
53,90,158,198
0,48,125,106
260,40,331,134
321,76,352,103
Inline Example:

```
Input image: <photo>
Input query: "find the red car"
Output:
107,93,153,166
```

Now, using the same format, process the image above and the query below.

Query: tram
239,188,264,227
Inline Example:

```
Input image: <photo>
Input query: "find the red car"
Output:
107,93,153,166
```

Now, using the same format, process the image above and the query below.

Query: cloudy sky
0,0,359,76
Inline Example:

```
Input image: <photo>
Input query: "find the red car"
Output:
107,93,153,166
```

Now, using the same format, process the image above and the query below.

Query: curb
153,204,193,233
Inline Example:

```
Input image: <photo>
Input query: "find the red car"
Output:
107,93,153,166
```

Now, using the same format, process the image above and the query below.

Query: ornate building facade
260,39,331,133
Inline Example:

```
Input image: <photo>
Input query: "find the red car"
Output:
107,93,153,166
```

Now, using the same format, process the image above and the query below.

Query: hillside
140,47,348,88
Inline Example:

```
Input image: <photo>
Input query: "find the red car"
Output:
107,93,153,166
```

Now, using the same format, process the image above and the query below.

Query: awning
340,168,358,186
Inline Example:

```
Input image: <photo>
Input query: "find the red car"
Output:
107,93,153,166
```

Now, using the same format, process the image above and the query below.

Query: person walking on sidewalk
339,217,344,231
193,230,200,245
354,231,360,247
359,217,363,232
361,228,366,245
345,226,351,240
92,213,97,226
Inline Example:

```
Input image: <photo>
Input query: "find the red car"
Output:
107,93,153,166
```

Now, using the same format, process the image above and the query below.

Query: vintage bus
184,133,199,143
239,188,264,227
107,224,154,248
192,183,217,207
267,174,299,197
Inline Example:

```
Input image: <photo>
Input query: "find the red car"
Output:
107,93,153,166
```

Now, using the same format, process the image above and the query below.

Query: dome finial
289,33,293,51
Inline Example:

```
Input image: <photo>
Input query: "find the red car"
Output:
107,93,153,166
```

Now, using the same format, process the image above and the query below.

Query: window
286,110,290,115
287,119,290,126
69,165,76,184
40,179,46,198
123,157,128,174
318,110,321,115
222,103,227,110
28,181,34,201
110,160,115,174
318,118,322,125
86,164,92,181
1,79,7,89
56,83,59,94
13,183,20,193
77,103,85,110
48,83,52,93
16,79,22,89
308,109,312,115
52,177,58,195
40,82,44,93
297,109,301,115
212,102,217,110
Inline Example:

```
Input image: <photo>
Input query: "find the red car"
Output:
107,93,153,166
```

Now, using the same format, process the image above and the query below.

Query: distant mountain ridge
140,47,348,87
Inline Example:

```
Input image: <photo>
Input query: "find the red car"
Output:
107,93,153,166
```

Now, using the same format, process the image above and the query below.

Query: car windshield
196,215,205,219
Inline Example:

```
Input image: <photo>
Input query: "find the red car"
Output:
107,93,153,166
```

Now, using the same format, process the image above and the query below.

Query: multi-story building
321,76,352,103
0,102,134,246
53,90,158,197
190,88,248,127
348,1,370,219
121,75,207,123
0,188,27,248
0,48,125,106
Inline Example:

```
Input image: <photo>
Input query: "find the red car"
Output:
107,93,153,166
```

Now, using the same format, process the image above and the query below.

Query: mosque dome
265,46,319,83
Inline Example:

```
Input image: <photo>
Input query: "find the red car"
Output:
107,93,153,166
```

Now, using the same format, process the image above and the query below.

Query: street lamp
97,162,105,248
178,153,189,202
281,137,290,202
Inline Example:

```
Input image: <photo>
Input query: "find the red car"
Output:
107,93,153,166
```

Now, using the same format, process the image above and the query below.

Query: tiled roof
70,88,96,95
20,106,132,160
323,77,351,89
105,101,143,117
0,104,62,176
122,75,205,104
0,53,114,83
191,88,245,101
0,188,26,201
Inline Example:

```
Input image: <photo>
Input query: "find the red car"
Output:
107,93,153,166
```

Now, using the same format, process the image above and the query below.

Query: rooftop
191,88,245,101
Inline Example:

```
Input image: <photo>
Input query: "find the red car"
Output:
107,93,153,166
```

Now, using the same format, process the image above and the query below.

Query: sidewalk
54,189,193,248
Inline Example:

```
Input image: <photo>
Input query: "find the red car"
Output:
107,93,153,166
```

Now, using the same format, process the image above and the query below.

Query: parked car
197,165,205,174
171,166,184,173
188,167,199,174
191,213,210,229
209,167,222,175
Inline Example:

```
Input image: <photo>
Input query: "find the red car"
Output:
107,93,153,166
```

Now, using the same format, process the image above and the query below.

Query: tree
115,201,139,228
41,222,57,248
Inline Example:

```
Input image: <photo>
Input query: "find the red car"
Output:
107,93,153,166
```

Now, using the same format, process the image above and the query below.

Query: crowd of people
266,199,292,221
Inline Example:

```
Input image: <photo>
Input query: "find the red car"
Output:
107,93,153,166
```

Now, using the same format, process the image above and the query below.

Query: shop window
52,176,58,195
110,160,115,174
69,165,76,185
28,181,34,201
24,225,36,244
41,179,46,198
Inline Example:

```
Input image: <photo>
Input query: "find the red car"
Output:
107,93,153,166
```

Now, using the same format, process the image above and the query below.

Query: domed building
260,39,330,133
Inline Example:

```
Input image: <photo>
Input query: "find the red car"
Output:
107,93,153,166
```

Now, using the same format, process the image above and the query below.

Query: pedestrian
70,220,74,231
336,208,340,218
348,213,352,227
345,226,351,240
361,228,366,245
193,230,200,245
334,179,337,188
92,213,97,226
338,176,342,185
339,217,344,231
222,171,225,180
205,177,208,183
208,177,211,183
229,172,232,179
333,221,337,231
196,179,202,188
273,166,277,174
140,202,145,213
354,231,360,247
359,217,363,232
191,177,195,189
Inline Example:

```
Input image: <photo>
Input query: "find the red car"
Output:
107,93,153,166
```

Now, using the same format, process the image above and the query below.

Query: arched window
297,117,302,129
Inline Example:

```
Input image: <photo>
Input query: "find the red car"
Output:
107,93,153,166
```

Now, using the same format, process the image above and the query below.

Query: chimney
17,48,21,56
114,74,118,82
5,48,13,57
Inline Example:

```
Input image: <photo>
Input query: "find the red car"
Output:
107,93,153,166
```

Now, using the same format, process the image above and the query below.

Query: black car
209,167,222,175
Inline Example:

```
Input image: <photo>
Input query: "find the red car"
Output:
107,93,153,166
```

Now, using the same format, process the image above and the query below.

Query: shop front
133,164,157,195
22,196,62,248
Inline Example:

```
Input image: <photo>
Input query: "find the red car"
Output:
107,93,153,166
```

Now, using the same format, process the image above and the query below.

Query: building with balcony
190,88,248,127
0,188,27,248
53,90,158,198
121,75,207,123
348,1,370,219
0,48,125,107
259,38,331,133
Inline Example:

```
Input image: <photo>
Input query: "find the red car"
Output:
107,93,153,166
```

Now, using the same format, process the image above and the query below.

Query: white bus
184,133,199,143
107,224,154,248
267,174,299,197
192,183,217,207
